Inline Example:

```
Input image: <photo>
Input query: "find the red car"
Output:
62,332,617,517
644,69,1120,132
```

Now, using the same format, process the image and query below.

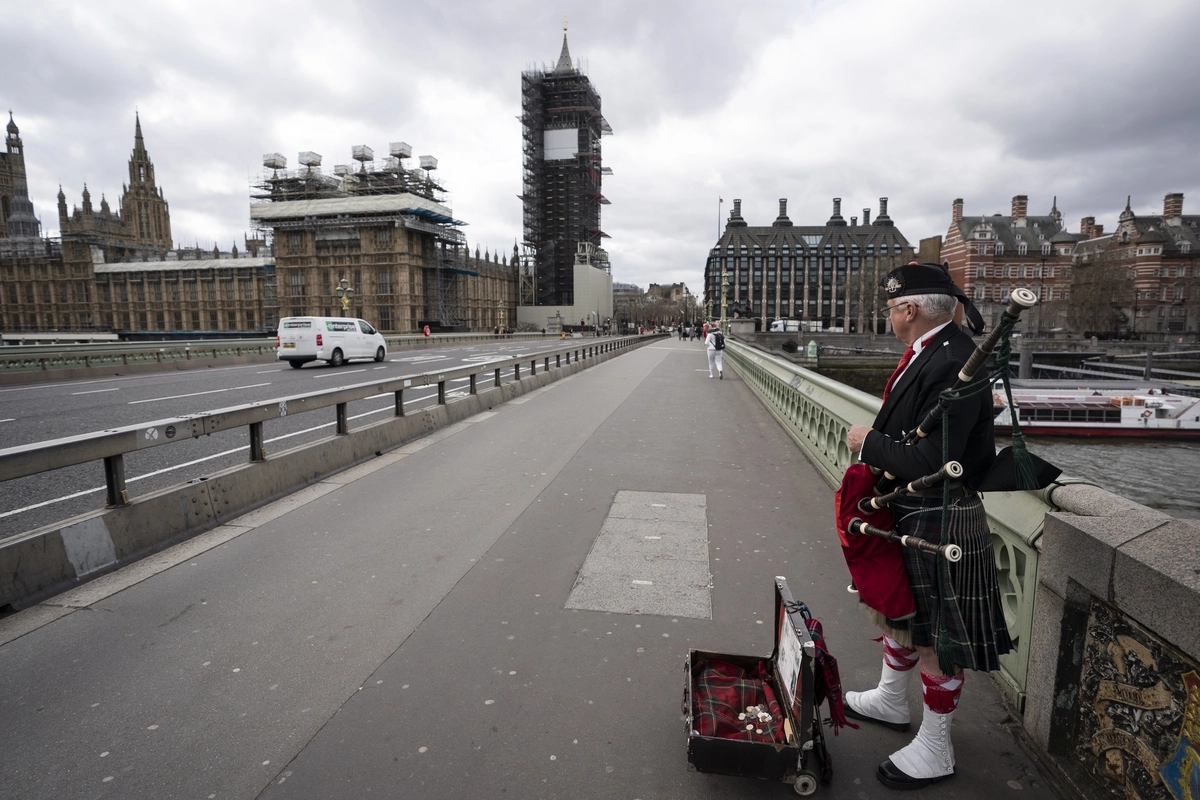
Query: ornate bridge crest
1159,671,1200,800
1076,600,1200,800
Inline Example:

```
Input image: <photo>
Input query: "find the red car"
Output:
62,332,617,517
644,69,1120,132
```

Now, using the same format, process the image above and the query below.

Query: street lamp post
496,301,505,336
335,278,355,317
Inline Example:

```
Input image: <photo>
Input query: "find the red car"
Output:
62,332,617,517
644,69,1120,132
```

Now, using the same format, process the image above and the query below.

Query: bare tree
1069,248,1124,337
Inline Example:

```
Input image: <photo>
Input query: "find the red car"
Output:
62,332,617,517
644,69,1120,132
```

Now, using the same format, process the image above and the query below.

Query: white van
276,316,387,368
770,319,801,333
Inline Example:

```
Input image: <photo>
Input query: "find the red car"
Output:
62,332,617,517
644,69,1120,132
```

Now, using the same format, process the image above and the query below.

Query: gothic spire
132,111,148,162
6,110,17,135
554,19,573,73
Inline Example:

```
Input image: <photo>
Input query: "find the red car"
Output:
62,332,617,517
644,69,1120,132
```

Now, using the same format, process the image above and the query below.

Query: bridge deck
0,338,1061,799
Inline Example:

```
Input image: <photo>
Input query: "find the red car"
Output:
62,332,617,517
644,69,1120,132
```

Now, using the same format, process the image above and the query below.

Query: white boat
992,381,1200,438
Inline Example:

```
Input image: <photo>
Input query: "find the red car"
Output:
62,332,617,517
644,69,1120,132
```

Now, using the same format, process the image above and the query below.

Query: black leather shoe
843,700,911,732
876,758,955,790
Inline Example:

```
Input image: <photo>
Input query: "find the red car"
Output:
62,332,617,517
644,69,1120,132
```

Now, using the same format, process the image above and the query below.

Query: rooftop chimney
1081,216,1095,239
851,216,857,226
1164,192,1184,222
863,207,871,225
1094,223,1104,237
1012,194,1028,223
952,198,963,224
726,198,747,228
875,197,893,226
773,198,793,227
827,197,846,226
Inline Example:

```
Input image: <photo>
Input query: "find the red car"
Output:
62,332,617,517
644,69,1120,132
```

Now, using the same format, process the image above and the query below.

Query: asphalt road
0,338,580,538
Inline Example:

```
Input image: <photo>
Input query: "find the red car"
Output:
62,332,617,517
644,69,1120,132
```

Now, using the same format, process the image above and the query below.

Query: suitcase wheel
792,770,818,796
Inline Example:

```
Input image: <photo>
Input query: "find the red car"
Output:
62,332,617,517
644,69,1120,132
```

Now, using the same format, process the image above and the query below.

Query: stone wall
1025,482,1200,800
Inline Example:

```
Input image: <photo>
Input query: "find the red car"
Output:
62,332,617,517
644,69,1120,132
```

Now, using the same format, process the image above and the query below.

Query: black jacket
861,322,995,485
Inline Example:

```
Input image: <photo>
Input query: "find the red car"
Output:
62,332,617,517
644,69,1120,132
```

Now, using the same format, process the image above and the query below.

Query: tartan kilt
891,495,1014,673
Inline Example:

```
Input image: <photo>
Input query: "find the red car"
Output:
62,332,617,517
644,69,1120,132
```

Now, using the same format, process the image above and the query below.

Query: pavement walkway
0,337,1061,799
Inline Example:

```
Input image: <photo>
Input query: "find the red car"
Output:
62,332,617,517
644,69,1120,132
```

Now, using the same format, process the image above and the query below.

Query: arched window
1017,242,1028,255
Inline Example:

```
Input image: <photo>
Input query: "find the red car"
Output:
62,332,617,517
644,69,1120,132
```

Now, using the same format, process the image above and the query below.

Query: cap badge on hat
885,275,903,294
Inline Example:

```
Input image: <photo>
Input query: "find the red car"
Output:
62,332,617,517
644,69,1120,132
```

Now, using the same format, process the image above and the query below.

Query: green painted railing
725,338,1050,709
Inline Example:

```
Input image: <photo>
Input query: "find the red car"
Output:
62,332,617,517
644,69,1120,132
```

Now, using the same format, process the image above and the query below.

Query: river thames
1001,437,1200,520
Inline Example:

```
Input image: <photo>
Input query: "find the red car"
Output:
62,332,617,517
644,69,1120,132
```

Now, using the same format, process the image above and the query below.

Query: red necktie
883,333,939,401
882,347,915,401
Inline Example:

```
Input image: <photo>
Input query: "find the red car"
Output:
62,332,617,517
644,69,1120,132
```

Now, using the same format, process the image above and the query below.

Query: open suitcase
684,576,832,796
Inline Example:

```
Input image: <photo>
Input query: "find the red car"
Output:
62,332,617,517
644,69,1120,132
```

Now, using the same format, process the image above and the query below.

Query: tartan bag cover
800,612,857,735
834,463,916,621
690,659,787,744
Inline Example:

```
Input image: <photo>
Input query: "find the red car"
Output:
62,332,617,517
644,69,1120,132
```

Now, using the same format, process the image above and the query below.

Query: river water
1000,437,1200,520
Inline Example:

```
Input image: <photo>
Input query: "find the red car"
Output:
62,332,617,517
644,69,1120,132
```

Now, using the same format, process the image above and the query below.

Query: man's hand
846,424,872,454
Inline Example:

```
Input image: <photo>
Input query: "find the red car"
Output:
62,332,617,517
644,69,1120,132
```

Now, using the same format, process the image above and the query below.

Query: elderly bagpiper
844,262,1014,790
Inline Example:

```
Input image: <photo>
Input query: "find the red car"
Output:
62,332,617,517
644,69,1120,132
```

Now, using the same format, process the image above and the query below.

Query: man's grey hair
907,293,957,322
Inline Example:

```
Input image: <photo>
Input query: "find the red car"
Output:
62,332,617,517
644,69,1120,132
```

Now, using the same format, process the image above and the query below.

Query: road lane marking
127,382,272,404
72,388,120,396
311,369,366,379
0,377,123,394
0,418,14,423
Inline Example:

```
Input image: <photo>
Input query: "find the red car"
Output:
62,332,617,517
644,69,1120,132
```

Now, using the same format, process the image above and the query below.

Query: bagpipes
836,288,1059,622
853,460,964,562
871,288,1038,488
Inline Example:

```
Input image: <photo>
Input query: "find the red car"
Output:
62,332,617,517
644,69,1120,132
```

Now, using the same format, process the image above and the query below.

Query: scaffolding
426,240,470,329
251,145,469,328
518,243,537,306
520,44,611,308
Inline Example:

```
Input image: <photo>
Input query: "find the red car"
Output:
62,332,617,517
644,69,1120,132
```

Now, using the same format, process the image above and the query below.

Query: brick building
250,145,517,333
1070,194,1200,340
704,197,913,333
942,195,1084,336
0,114,278,335
1,116,518,336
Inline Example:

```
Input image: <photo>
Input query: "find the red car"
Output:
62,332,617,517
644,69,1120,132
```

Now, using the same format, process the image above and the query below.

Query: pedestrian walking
704,322,725,379
842,262,1008,791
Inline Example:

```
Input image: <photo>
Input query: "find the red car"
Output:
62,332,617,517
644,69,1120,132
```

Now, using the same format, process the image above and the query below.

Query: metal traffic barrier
0,335,656,504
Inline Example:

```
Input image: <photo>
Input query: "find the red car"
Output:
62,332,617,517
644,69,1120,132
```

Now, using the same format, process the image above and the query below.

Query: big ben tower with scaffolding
520,24,612,309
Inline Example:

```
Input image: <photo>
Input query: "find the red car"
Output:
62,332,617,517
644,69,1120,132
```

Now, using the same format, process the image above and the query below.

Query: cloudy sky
6,0,1199,297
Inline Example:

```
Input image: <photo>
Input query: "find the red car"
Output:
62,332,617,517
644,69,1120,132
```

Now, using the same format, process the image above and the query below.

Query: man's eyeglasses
877,301,912,320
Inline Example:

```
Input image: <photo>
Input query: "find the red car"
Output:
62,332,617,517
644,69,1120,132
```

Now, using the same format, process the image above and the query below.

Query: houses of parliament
0,113,518,337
